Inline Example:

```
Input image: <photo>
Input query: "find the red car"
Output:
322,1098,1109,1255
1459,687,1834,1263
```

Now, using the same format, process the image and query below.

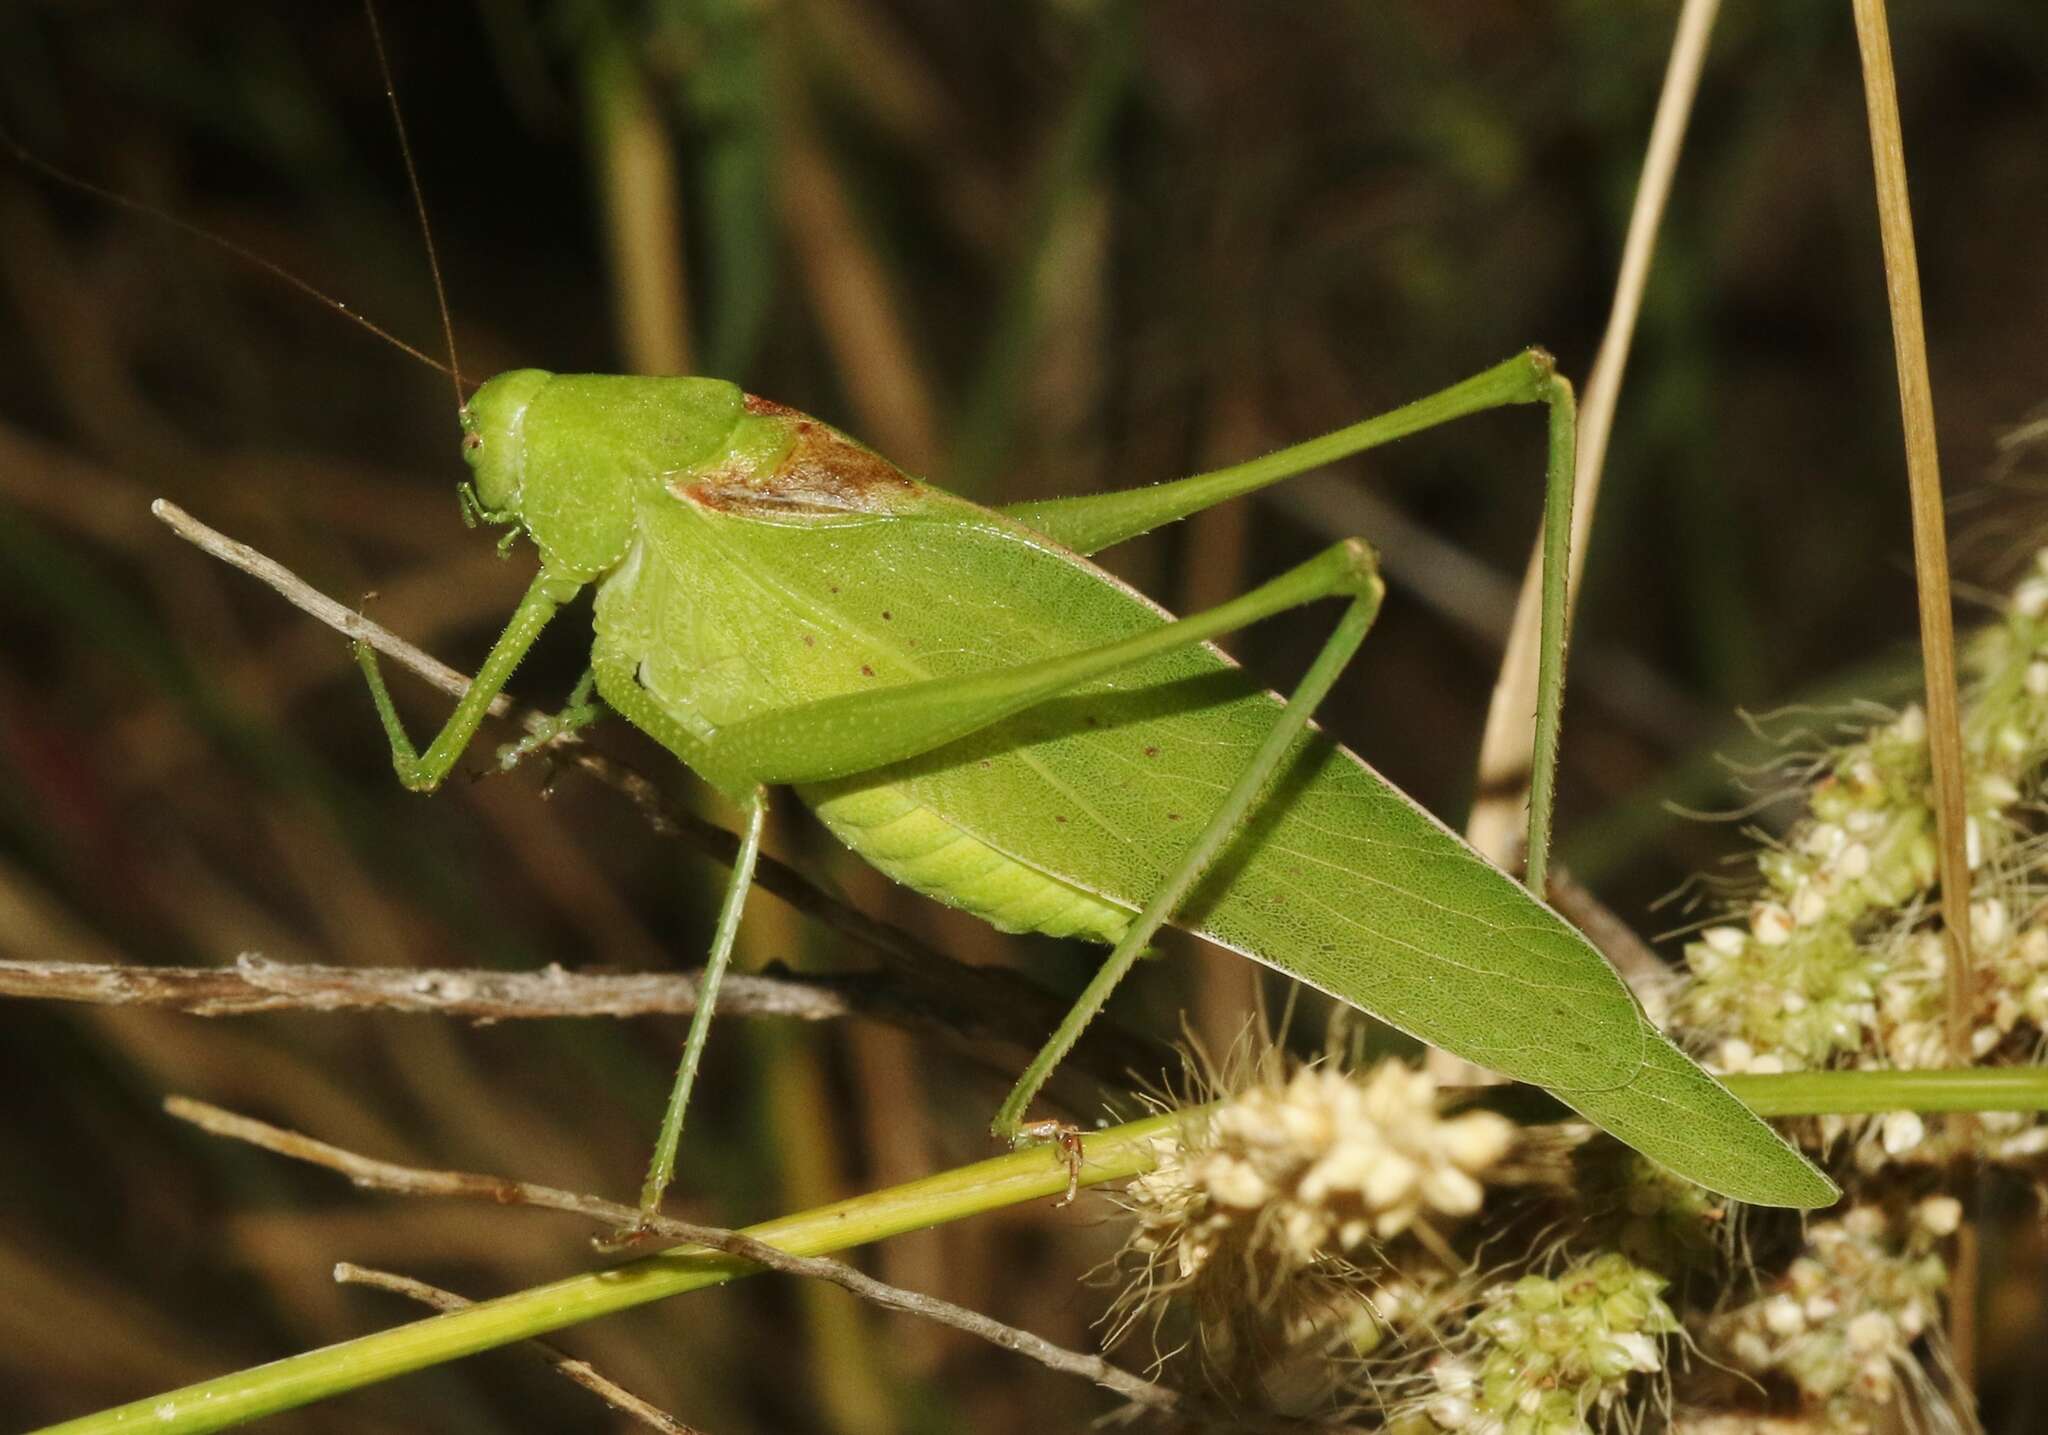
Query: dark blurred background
1,2,2045,1430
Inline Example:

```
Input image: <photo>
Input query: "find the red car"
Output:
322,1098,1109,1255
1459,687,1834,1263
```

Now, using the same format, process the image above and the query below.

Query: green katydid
3,19,1832,1219
349,351,1833,1218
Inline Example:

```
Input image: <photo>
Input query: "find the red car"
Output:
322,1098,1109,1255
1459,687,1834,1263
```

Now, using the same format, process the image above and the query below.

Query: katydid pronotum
5,28,1833,1221
349,351,1831,1219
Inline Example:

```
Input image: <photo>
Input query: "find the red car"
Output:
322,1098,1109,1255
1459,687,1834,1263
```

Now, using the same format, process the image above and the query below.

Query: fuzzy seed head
1708,1202,1952,1427
1403,1253,1678,1435
1123,1061,1515,1295
1669,554,2048,1170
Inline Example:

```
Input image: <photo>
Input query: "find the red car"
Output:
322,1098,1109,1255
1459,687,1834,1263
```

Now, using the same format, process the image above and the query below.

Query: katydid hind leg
359,570,582,791
992,577,1385,1146
1519,367,1577,895
1000,349,1580,888
706,539,1385,788
1000,349,1570,558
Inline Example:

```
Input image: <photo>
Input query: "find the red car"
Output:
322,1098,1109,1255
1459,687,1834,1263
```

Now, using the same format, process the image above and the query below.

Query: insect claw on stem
1014,1119,1087,1207
591,1221,666,1255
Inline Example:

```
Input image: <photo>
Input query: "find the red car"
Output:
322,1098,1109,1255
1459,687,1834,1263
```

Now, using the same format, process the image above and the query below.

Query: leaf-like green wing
1562,1013,1838,1205
639,485,1836,1208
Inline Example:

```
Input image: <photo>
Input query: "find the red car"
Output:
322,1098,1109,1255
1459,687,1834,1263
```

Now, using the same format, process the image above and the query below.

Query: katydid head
457,371,758,581
461,368,554,517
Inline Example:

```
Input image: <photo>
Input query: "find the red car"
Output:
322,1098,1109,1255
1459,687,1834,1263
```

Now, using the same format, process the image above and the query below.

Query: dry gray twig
0,954,855,1021
171,1096,1182,1416
152,499,502,714
332,1262,701,1434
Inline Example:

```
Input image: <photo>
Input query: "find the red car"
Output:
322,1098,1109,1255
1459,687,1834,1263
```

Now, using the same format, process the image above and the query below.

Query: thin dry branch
169,1097,1182,1416
1848,0,1973,1069
152,499,500,715
332,1262,701,1434
0,953,855,1021
150,500,1167,1104
1851,0,1977,1395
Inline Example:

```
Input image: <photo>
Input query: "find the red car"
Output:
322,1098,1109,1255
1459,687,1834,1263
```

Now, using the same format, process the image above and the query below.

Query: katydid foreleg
357,569,584,790
355,567,772,1225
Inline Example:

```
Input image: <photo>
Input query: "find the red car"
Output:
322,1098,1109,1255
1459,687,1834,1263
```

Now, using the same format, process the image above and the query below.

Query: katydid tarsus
10,24,1834,1221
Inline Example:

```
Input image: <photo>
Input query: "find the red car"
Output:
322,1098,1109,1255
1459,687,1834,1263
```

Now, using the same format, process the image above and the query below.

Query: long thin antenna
363,0,466,411
0,124,454,379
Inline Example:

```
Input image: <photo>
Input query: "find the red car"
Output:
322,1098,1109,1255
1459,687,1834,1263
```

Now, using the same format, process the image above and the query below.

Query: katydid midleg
354,351,1835,1217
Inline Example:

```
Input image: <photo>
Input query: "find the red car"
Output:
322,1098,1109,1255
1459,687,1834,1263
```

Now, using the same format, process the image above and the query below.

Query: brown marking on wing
742,393,802,419
682,397,921,517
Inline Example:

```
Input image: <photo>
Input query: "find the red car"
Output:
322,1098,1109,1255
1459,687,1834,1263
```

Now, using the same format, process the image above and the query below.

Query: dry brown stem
1851,0,1977,1393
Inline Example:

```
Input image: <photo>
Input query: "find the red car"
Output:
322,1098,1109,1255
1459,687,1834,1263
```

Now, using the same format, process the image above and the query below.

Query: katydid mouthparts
353,350,1835,1217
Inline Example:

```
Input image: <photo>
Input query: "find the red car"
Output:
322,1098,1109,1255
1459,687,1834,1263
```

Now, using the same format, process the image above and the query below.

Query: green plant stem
35,1112,1182,1435
41,1065,2048,1435
1460,1067,2048,1126
1726,1067,2048,1117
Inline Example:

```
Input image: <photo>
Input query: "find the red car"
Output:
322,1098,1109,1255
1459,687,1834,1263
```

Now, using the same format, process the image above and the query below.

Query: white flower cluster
1672,551,2048,1166
1708,1199,1957,1431
1872,915,2048,1082
1411,1254,1679,1435
1124,1060,1516,1289
1674,704,1936,1073
1112,1056,1516,1419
